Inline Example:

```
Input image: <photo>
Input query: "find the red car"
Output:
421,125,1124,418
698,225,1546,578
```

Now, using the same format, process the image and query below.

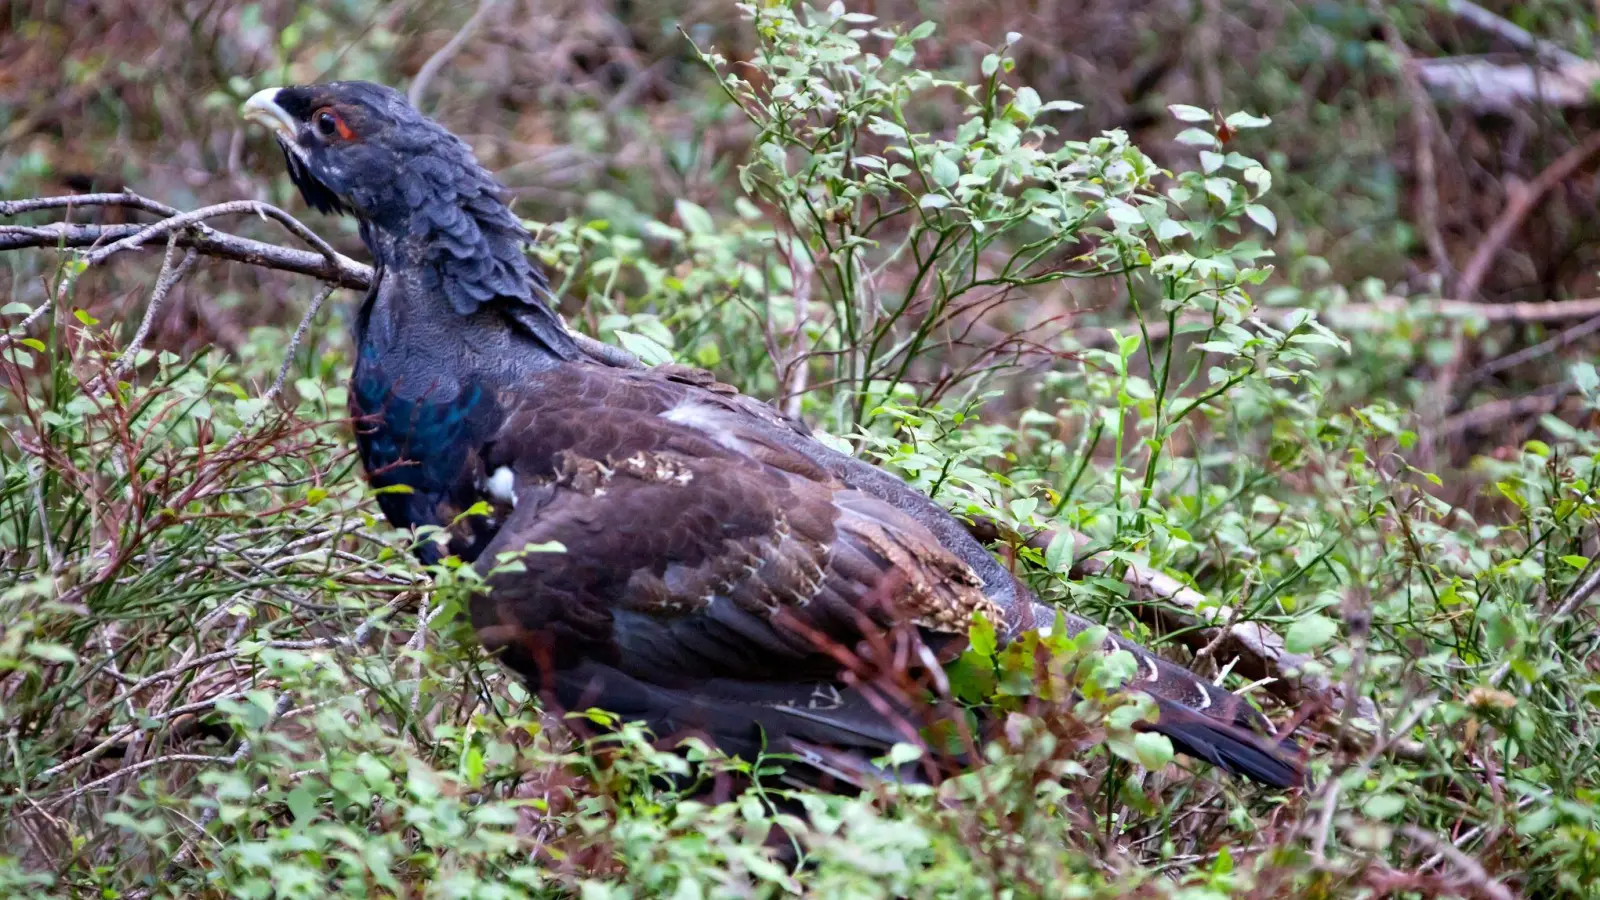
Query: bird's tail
1022,601,1304,788
1143,696,1303,788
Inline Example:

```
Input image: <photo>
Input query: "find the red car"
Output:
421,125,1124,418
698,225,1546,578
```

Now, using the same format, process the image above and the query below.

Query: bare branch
0,204,638,369
83,200,341,268
408,0,499,110
961,515,1345,713
0,220,369,289
1456,131,1600,303
111,235,198,380
266,285,338,401
1438,0,1585,67
0,191,181,219
1368,0,1452,279
1467,313,1600,384
1437,383,1574,438
1400,824,1515,900
1413,57,1600,112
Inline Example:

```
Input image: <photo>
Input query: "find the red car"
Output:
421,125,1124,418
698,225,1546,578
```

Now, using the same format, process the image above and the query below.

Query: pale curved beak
241,88,297,141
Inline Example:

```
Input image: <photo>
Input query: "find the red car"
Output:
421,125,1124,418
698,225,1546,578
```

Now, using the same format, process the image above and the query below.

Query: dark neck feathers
345,131,579,362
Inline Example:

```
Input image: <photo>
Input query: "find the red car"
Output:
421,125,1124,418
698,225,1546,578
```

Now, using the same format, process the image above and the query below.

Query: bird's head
242,81,562,326
242,81,454,222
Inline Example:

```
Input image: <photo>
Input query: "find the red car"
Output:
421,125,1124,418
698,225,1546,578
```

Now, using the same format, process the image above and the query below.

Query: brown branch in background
1436,383,1574,438
1369,0,1452,280
1413,58,1600,112
1423,130,1600,449
1455,131,1600,302
1467,313,1600,385
407,0,500,110
1438,0,1585,66
1095,295,1600,349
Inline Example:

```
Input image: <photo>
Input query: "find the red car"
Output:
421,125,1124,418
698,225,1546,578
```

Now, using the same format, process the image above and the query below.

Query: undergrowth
3,2,1600,897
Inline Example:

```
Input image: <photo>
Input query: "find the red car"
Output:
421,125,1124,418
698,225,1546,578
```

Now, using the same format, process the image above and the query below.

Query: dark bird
242,81,1303,790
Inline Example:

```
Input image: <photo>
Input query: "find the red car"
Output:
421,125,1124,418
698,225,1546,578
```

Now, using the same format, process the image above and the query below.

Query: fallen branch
1370,0,1452,278
963,516,1348,711
1437,0,1586,67
1436,384,1574,438
1467,313,1600,384
1422,130,1600,446
1097,295,1600,348
1412,57,1600,112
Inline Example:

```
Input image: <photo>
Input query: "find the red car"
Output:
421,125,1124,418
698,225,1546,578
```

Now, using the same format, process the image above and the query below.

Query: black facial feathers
259,81,575,359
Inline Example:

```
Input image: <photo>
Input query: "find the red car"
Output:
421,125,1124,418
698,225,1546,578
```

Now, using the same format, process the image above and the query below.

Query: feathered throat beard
278,140,348,216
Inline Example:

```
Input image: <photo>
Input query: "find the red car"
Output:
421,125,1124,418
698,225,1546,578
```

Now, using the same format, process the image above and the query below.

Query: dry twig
408,0,500,110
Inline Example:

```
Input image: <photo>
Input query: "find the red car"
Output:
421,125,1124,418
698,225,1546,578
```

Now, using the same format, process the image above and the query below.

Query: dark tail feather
1145,696,1303,788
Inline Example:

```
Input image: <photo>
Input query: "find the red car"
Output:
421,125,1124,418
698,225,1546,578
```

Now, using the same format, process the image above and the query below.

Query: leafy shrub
3,2,1600,898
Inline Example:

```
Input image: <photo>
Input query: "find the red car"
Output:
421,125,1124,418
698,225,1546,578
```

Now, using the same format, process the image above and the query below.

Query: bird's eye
313,109,342,139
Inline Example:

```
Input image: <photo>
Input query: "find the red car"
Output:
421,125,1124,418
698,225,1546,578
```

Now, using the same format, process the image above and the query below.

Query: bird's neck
355,184,581,363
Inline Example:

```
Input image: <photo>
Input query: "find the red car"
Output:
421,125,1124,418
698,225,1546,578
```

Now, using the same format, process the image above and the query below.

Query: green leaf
1224,110,1272,129
1245,204,1277,234
919,193,952,209
1013,86,1041,119
1169,104,1213,123
25,642,77,663
1044,529,1075,572
1573,362,1600,395
1284,614,1338,653
1155,218,1189,242
1132,732,1174,770
969,611,997,659
286,786,316,823
885,742,923,766
1199,150,1225,173
614,330,676,366
674,199,715,235
1,302,31,315
1362,793,1406,820
1176,127,1218,147
1516,805,1558,836
1561,555,1590,569
1204,177,1234,203
1105,202,1144,226
930,153,960,188
73,309,99,326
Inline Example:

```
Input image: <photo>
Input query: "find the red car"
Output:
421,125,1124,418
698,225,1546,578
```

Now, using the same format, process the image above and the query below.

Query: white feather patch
485,466,517,507
661,403,743,450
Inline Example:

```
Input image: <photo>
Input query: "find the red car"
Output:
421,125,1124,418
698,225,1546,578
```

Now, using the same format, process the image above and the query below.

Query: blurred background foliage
7,0,1600,897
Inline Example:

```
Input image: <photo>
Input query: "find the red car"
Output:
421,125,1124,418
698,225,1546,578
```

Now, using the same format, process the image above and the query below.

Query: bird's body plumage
243,81,1303,790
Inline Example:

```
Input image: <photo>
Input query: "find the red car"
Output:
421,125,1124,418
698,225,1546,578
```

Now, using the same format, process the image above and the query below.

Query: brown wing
468,369,994,685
